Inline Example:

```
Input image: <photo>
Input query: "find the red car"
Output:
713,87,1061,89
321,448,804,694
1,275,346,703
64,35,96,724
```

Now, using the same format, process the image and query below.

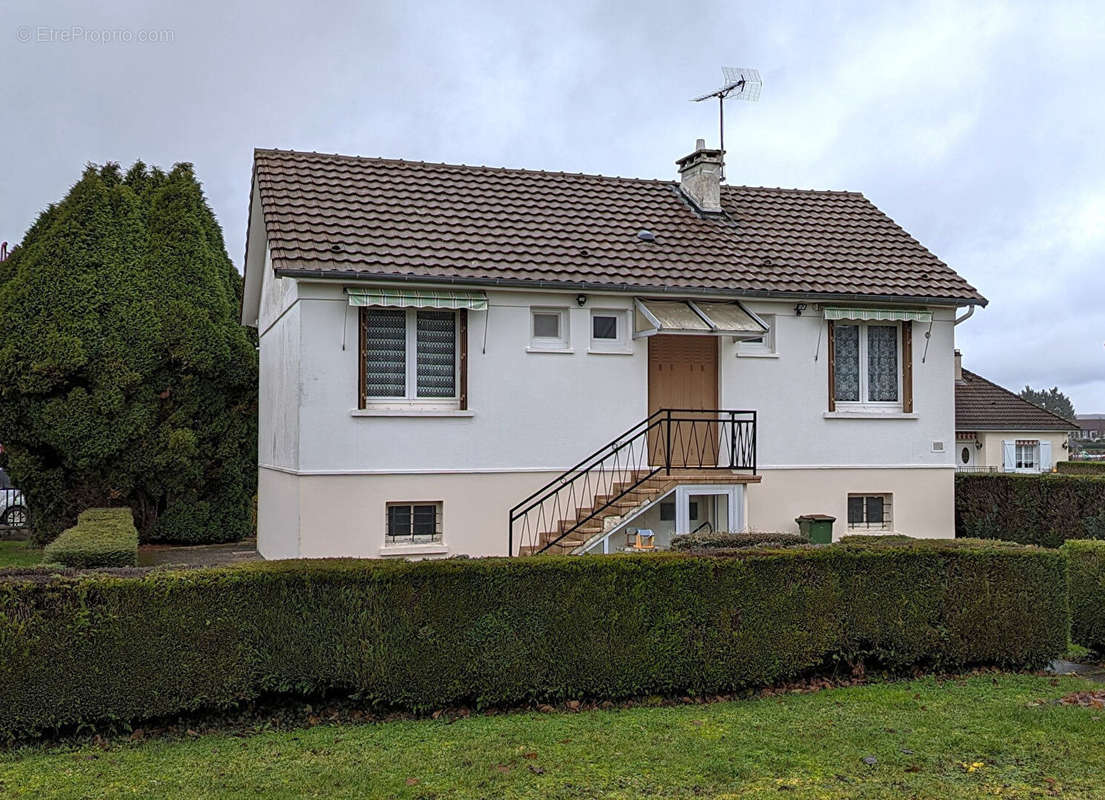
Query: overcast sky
2,0,1102,409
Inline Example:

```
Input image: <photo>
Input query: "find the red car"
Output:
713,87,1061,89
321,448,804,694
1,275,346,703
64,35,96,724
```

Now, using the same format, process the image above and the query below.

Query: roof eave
955,423,1079,432
272,267,987,308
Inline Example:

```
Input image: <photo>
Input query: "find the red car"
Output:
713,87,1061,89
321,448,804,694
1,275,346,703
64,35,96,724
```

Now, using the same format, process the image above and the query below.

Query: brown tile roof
250,148,986,305
956,370,1078,431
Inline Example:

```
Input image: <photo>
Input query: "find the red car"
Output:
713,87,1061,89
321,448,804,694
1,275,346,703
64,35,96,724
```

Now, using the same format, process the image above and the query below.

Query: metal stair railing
508,409,756,555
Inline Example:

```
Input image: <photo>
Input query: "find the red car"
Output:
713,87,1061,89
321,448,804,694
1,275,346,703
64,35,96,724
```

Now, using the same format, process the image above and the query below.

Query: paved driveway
137,539,261,568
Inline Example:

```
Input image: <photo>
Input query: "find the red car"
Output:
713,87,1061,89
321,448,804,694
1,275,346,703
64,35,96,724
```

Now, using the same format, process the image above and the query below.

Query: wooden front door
648,335,719,466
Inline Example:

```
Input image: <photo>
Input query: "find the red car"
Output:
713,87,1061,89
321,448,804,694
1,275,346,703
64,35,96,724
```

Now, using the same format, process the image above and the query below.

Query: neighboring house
240,142,985,559
1073,414,1105,442
953,354,1076,473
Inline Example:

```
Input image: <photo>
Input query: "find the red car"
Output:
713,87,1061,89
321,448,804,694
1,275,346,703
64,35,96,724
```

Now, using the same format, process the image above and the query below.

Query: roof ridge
960,369,1078,429
252,147,863,195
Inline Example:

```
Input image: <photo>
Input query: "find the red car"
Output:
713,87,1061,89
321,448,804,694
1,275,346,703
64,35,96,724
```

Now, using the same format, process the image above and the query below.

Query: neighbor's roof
956,369,1078,431
248,148,986,305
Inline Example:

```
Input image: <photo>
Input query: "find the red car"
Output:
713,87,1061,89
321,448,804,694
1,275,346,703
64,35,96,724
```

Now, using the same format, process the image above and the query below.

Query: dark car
0,468,27,527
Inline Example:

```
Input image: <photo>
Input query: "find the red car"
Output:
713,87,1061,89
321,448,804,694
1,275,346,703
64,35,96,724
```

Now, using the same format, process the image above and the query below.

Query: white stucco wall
256,277,963,556
257,467,301,559
747,467,953,539
257,252,301,472
293,285,646,473
284,285,959,473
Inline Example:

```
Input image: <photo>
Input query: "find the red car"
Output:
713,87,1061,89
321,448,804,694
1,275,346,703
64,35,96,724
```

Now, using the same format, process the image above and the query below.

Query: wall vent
931,441,946,453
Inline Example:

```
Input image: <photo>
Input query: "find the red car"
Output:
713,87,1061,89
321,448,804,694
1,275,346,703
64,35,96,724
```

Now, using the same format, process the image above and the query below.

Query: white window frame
847,493,893,531
1015,440,1040,473
384,500,444,545
588,308,630,353
363,308,460,409
834,322,903,410
528,307,571,352
736,313,776,357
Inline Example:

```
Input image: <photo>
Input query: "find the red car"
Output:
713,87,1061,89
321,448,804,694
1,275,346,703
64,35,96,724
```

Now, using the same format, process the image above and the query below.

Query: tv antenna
692,67,762,179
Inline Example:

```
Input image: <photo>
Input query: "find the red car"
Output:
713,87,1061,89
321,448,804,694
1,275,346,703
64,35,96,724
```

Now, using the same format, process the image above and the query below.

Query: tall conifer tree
0,162,257,543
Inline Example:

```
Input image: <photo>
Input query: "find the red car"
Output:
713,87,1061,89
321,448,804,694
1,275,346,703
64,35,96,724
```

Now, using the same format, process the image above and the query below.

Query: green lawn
3,674,1104,799
0,539,40,567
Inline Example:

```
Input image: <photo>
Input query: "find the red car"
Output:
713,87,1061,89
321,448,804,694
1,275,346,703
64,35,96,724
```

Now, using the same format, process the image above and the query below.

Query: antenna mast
691,67,762,180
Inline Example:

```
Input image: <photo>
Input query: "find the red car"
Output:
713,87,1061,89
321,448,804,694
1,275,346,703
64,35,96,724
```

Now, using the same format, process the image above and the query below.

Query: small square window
529,308,570,350
386,501,443,544
847,493,891,530
593,315,618,340
737,314,776,356
533,313,560,339
589,309,629,352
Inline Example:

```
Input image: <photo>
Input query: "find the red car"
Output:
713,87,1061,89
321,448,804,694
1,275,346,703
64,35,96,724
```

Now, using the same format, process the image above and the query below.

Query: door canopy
634,298,768,339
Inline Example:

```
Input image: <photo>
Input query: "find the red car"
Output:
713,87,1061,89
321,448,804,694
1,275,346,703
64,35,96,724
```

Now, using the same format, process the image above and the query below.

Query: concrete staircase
518,471,759,555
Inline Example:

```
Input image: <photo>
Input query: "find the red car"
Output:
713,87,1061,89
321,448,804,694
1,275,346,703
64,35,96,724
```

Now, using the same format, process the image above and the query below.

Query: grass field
0,539,40,567
2,674,1104,799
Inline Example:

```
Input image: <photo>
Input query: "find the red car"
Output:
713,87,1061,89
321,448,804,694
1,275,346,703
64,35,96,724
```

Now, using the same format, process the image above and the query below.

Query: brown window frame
827,319,913,412
358,307,468,410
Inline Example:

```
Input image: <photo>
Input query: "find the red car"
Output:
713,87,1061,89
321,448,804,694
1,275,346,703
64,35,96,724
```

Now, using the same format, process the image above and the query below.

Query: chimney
676,138,724,213
954,349,963,382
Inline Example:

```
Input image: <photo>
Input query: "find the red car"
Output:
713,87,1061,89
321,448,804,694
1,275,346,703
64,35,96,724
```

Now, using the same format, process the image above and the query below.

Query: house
953,353,1077,472
240,141,986,559
1073,414,1105,442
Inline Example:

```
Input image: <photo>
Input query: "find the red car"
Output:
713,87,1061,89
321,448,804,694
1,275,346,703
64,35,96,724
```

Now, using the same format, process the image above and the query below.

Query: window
1015,440,1039,471
736,314,776,356
834,323,900,406
386,501,443,544
362,308,460,406
589,309,629,352
529,308,570,350
847,493,892,530
660,501,697,522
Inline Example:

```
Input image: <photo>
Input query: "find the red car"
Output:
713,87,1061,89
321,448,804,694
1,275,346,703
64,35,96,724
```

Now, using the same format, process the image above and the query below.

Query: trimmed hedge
41,508,138,568
1058,460,1105,476
0,544,1067,741
1062,540,1105,653
955,473,1105,546
670,531,808,550
837,534,915,546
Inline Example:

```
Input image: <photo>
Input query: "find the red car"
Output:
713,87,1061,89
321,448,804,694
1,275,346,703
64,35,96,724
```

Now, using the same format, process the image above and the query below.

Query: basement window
847,494,892,531
386,502,443,544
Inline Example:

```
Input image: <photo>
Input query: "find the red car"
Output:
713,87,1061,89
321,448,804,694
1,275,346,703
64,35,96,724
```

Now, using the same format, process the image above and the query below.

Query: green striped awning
823,307,932,323
346,287,488,311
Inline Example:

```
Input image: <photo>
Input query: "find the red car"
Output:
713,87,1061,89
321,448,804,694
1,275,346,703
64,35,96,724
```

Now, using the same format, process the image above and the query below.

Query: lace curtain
364,309,406,397
835,323,898,403
834,324,860,401
867,325,898,402
416,310,456,398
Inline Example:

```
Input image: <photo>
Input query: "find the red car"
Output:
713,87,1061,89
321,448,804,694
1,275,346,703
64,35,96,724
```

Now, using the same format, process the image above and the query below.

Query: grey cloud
1,0,1101,408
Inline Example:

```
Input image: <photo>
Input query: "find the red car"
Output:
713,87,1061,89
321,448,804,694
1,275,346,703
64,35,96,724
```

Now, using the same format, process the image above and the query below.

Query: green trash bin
795,514,836,544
